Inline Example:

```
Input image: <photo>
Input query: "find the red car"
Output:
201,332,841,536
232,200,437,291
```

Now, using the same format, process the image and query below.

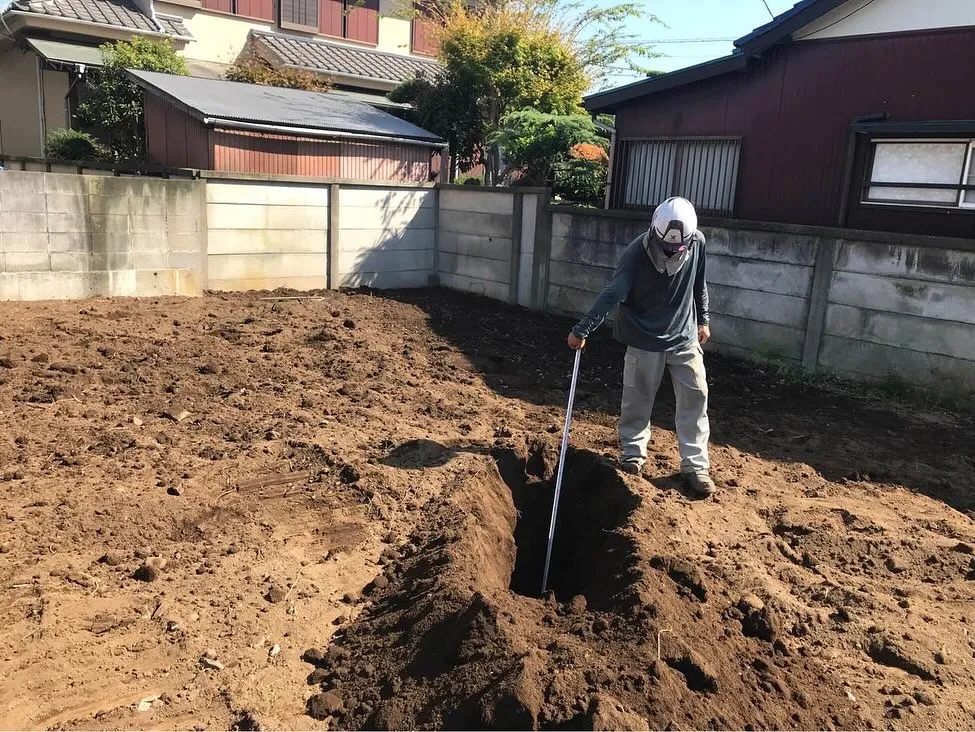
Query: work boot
618,457,644,475
683,472,716,497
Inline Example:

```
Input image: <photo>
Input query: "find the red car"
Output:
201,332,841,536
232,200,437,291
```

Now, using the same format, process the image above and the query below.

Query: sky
593,0,798,90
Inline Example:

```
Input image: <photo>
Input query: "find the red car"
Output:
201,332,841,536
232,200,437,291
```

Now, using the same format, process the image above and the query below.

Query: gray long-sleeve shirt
572,231,709,352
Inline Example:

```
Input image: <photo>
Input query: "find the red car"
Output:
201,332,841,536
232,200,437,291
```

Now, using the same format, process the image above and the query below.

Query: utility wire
793,0,879,40
760,0,774,19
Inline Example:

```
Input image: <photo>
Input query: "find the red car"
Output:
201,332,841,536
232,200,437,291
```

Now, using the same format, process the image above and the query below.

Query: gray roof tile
253,31,439,85
11,0,190,36
156,13,191,37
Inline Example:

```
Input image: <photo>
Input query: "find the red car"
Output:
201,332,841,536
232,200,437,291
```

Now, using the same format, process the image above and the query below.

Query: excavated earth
0,288,972,730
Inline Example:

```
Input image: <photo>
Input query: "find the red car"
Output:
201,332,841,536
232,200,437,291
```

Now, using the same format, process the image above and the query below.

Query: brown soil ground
0,288,972,731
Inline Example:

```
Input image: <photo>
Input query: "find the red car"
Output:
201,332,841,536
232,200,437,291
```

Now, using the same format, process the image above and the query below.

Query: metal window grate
611,137,741,216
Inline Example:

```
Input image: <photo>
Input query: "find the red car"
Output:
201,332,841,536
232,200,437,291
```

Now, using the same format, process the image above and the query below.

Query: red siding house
586,0,975,238
131,70,445,181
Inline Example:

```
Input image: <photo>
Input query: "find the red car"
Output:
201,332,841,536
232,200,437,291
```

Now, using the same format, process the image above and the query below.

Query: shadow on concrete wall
337,186,436,289
373,287,975,517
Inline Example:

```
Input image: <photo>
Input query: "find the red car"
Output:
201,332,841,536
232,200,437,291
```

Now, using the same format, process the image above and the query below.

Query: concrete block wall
539,206,974,394
818,240,975,392
0,171,204,300
337,187,435,289
206,180,329,292
437,188,516,301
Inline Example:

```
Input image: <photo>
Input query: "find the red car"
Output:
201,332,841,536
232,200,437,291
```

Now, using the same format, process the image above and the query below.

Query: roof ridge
251,29,439,66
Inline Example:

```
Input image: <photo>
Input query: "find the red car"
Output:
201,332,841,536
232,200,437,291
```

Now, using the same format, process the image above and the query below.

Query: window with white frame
863,139,975,208
616,137,741,216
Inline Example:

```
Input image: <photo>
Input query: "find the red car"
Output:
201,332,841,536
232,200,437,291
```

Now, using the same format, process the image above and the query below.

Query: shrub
225,57,331,92
44,129,111,162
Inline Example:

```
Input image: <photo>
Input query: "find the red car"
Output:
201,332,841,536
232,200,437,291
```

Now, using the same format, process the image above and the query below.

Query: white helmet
649,196,698,255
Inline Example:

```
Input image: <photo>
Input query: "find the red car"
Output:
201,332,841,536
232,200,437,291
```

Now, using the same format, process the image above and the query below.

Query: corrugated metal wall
338,141,430,182
613,27,975,230
144,98,433,182
145,96,211,170
211,129,343,177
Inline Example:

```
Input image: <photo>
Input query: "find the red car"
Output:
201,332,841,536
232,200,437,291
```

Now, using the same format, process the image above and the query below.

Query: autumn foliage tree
390,0,657,184
226,56,331,92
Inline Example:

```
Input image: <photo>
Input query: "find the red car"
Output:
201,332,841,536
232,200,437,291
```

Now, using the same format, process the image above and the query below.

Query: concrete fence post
327,183,340,290
429,185,441,287
531,196,553,310
801,238,839,372
508,191,525,304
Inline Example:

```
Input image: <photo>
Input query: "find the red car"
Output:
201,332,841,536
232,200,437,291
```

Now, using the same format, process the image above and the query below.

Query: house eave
583,54,747,114
2,10,188,45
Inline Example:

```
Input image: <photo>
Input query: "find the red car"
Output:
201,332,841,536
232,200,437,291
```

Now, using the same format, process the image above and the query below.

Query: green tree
489,108,600,184
75,37,188,163
390,0,657,184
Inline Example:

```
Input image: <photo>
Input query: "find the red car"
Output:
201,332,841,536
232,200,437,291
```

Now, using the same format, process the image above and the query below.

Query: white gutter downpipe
36,55,47,155
202,117,445,149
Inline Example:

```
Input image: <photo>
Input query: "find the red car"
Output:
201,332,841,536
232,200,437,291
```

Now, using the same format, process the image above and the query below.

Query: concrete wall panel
829,271,975,325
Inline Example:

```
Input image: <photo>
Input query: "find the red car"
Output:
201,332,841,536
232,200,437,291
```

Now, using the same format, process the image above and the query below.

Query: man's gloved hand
567,331,586,350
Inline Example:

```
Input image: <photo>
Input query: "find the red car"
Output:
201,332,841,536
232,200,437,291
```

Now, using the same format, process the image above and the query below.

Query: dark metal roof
734,0,849,54
252,31,439,85
584,54,746,113
128,69,443,143
8,0,191,36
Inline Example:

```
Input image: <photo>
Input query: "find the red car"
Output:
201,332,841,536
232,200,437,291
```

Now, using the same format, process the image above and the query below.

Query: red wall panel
613,28,975,230
236,0,274,20
319,0,342,36
145,95,211,170
345,0,378,44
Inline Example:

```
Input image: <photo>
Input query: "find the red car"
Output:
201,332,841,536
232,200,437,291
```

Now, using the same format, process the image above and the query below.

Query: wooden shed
130,69,445,181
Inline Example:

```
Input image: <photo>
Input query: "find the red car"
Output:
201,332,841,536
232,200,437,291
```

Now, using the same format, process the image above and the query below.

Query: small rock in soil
167,485,182,496
302,648,327,667
738,593,765,613
383,531,397,544
99,551,126,566
342,319,356,330
307,690,344,720
567,595,588,615
265,585,288,604
0,358,14,369
133,562,162,582
886,556,909,573
201,656,224,670
163,405,191,423
333,615,348,626
365,575,389,594
953,542,974,555
341,592,358,605
308,668,330,685
31,353,49,363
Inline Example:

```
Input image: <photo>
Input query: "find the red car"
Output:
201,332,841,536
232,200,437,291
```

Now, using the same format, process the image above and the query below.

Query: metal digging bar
541,348,582,595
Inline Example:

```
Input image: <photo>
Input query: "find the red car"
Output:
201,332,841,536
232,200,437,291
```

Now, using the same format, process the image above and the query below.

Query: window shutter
319,0,342,36
411,0,438,56
280,0,318,31
203,0,233,13
344,0,378,44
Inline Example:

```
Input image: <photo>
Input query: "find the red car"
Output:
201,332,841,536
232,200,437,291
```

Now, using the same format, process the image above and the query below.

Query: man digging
567,196,716,497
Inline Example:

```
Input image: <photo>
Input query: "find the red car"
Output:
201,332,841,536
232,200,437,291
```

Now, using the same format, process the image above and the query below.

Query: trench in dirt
492,448,642,609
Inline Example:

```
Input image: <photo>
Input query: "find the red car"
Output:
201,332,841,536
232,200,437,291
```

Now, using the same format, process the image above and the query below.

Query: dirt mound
0,289,972,729
302,442,872,730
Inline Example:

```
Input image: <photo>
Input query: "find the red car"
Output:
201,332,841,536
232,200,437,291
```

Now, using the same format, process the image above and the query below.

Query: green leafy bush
44,128,111,162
